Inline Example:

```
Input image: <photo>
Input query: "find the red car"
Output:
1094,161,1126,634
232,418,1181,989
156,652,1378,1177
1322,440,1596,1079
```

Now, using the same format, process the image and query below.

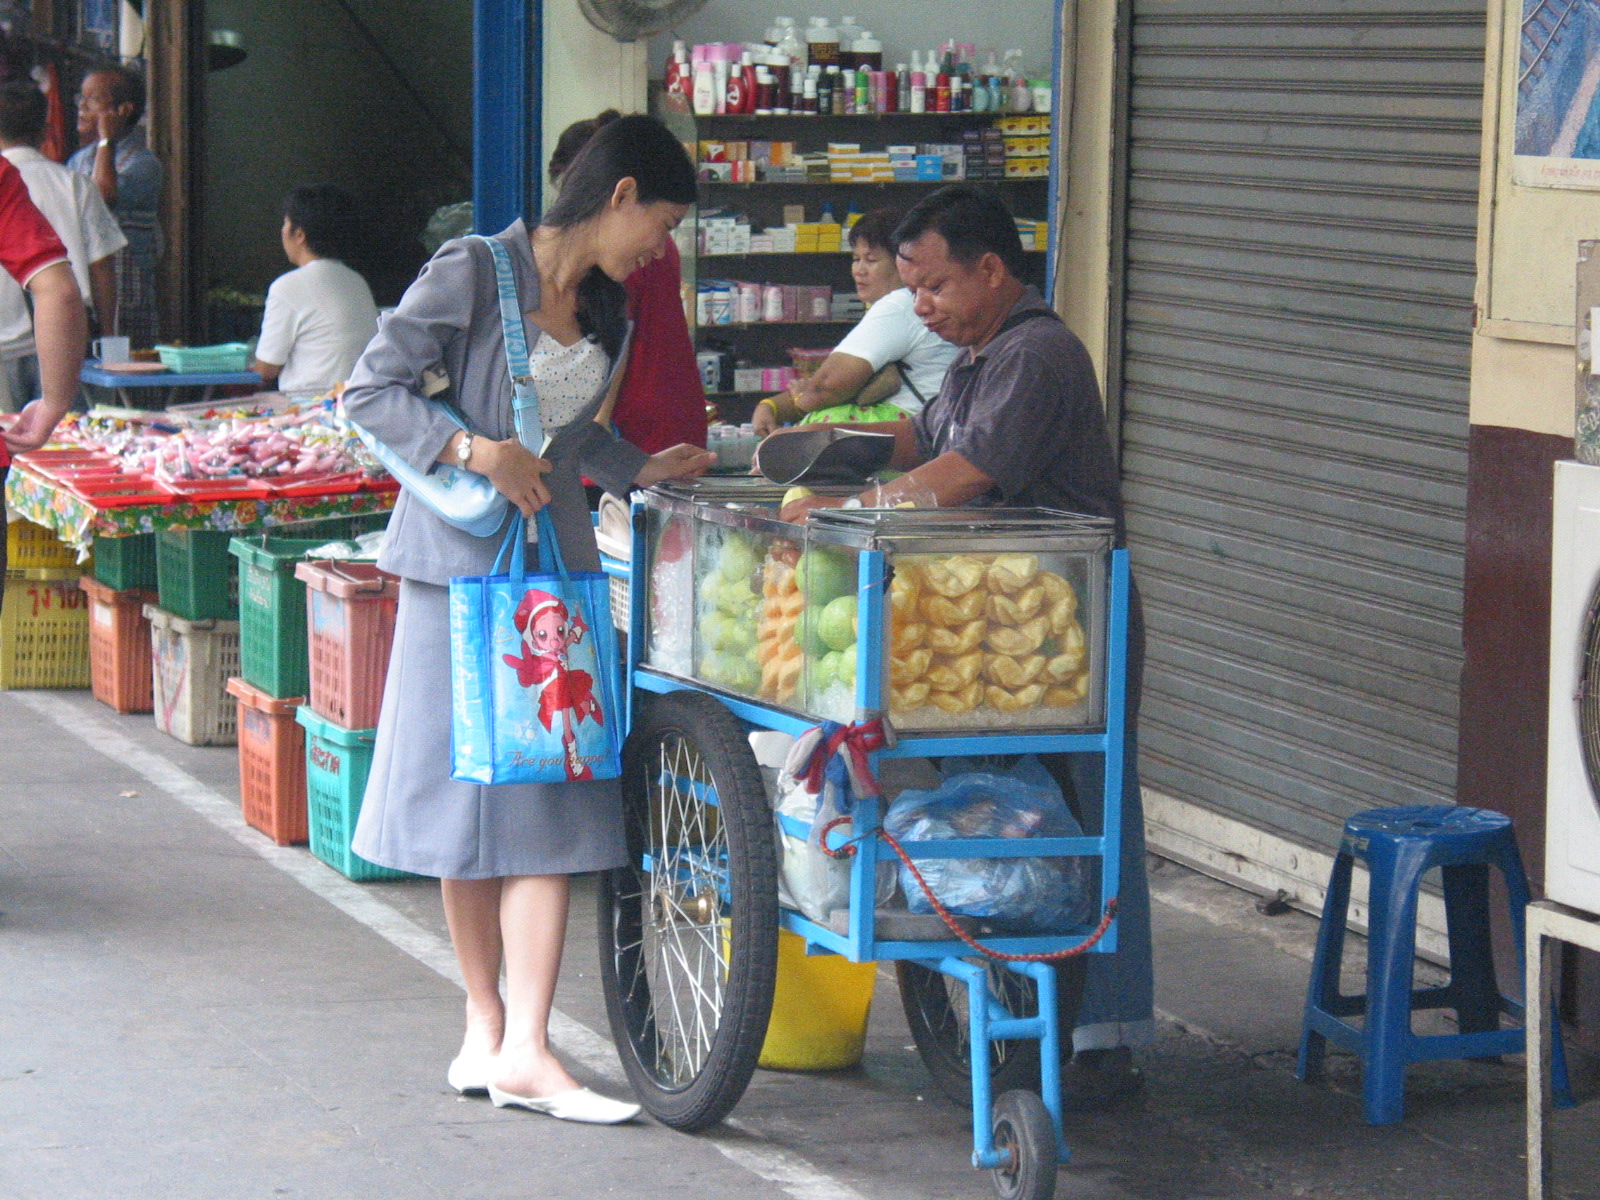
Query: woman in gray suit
342,115,712,1125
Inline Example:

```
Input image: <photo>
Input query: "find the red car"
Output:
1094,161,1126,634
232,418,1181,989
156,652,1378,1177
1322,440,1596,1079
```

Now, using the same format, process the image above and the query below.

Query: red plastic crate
80,576,155,713
293,560,399,729
226,676,307,845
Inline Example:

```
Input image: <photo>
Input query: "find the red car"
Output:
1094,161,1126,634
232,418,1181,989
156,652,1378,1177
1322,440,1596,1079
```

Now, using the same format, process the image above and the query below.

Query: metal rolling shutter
1119,0,1482,849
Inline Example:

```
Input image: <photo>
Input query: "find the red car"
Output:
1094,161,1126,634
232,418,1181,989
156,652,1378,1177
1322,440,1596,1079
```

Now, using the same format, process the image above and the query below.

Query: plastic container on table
294,705,415,881
0,567,90,688
156,528,239,621
94,533,158,591
227,676,307,845
144,604,241,746
154,342,252,373
80,576,156,713
229,533,358,699
639,485,1114,735
293,560,399,729
7,519,83,570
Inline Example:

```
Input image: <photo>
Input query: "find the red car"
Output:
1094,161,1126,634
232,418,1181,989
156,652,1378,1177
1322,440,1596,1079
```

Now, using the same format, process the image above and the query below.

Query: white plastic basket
144,604,241,746
608,574,629,633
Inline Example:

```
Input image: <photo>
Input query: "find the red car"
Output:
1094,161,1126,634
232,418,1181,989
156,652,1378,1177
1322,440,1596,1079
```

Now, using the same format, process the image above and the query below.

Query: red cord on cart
818,814,1119,964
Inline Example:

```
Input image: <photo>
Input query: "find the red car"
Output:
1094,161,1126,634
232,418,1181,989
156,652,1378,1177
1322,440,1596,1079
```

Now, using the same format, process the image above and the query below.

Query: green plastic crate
93,533,157,590
295,706,415,881
230,534,351,698
156,529,240,620
347,511,391,537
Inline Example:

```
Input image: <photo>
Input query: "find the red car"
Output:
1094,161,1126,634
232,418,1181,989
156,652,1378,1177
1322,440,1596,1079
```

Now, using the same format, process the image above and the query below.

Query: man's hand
3,399,68,454
94,107,128,145
476,438,553,517
634,443,717,488
779,494,846,523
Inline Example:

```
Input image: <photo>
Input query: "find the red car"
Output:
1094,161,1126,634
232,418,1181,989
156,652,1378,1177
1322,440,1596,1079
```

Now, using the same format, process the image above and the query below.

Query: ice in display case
638,485,1115,734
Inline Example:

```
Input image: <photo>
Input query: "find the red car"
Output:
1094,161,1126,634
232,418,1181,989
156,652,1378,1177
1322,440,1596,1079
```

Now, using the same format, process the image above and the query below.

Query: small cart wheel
598,691,779,1131
990,1089,1058,1200
897,958,1085,1108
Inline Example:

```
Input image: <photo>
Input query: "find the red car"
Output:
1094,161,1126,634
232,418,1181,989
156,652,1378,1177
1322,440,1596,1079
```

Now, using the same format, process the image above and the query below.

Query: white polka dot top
528,331,608,434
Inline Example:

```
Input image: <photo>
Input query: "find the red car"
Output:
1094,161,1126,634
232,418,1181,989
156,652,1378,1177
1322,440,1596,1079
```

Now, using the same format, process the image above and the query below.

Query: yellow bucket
758,928,879,1071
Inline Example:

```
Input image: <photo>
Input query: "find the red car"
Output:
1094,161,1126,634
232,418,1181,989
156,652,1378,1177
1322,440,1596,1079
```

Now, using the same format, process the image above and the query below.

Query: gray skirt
350,578,626,879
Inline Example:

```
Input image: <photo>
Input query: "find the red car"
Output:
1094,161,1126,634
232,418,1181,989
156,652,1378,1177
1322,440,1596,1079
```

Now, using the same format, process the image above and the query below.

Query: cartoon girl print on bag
502,587,605,781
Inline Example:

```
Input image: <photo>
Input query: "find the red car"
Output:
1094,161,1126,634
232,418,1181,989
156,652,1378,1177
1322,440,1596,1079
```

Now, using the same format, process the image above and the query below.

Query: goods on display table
641,481,1109,733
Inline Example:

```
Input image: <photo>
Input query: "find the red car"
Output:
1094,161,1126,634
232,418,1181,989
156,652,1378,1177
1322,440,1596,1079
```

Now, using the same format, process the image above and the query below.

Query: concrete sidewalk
1,687,1595,1200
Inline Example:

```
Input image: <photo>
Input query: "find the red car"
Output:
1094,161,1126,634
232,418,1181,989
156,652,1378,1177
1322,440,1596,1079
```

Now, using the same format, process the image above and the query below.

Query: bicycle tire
897,957,1086,1108
598,691,779,1130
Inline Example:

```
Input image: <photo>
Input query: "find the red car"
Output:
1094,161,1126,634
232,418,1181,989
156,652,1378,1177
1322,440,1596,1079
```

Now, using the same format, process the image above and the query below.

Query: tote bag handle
490,509,571,583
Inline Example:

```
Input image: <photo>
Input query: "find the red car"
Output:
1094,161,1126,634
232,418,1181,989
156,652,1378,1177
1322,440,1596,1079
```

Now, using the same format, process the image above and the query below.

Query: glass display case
639,484,1115,734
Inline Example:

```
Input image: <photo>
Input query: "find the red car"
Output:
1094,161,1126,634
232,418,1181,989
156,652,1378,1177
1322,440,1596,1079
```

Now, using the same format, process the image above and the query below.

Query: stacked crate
292,559,409,880
145,529,241,745
1,521,91,689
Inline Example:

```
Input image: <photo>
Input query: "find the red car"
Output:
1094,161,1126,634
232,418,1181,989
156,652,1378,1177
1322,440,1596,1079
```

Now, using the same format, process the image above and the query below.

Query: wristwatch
455,432,475,470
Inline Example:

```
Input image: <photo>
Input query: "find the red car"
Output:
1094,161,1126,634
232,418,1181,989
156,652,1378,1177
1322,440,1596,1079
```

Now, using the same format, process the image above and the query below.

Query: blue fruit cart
596,483,1130,1200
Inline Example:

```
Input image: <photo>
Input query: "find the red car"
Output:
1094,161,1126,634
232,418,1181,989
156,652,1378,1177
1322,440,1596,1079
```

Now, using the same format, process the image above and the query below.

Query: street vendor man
774,183,1153,1108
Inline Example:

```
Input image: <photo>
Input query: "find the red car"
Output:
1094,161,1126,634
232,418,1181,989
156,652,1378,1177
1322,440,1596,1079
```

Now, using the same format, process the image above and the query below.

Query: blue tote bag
449,509,624,784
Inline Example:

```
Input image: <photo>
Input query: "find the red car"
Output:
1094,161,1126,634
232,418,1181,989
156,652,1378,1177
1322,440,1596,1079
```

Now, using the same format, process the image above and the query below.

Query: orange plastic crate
227,676,308,845
80,577,155,713
293,561,398,729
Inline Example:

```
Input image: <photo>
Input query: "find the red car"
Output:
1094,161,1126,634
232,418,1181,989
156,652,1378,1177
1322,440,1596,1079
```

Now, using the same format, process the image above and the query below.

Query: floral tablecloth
5,466,396,560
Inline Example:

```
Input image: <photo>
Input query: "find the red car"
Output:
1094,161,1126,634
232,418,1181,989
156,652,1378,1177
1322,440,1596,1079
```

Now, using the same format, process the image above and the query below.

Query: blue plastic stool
1295,805,1573,1125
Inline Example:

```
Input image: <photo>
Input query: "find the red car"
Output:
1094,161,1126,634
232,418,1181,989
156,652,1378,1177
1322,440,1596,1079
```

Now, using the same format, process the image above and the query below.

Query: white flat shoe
447,1053,496,1095
486,1083,641,1125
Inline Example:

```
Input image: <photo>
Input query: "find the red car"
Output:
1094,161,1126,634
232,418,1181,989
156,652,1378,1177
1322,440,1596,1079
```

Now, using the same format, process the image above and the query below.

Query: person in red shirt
547,110,706,455
0,154,88,582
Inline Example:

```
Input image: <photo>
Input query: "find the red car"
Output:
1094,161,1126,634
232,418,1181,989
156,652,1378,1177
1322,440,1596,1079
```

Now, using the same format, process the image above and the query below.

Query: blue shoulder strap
477,235,547,456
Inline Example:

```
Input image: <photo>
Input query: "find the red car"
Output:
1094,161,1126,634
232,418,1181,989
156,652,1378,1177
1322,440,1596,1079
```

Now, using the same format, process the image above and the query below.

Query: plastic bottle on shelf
909,67,927,113
1004,49,1032,112
664,40,688,100
882,68,897,113
896,63,911,112
806,16,840,68
829,64,847,114
710,45,731,114
852,29,881,71
802,73,818,114
934,70,951,113
837,15,862,67
726,51,754,114
777,17,805,69
855,69,870,113
765,16,793,47
772,52,792,113
816,66,834,113
755,66,775,115
692,47,717,116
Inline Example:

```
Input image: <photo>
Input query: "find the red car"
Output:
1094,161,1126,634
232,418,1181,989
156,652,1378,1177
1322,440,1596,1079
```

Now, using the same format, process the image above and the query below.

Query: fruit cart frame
597,494,1131,1200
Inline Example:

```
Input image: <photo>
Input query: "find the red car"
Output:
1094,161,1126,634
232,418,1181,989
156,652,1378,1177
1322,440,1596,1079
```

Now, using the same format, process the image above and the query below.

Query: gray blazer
343,219,650,585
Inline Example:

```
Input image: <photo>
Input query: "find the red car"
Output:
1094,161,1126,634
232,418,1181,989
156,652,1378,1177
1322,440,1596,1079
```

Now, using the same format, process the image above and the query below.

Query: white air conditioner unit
1546,460,1600,917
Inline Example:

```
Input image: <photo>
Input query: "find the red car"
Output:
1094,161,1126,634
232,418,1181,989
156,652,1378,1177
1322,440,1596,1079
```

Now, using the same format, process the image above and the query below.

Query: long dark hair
540,113,697,360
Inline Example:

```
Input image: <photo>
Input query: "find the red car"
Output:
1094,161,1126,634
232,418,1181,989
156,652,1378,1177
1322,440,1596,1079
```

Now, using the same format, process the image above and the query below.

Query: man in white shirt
253,184,379,395
0,81,124,411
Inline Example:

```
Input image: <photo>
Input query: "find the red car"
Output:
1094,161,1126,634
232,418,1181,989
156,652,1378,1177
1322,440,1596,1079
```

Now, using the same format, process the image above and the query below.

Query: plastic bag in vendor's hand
883,764,1093,933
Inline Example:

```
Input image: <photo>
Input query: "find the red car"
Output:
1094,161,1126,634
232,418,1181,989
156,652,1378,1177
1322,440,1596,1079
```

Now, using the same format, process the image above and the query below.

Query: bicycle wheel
598,690,779,1130
897,958,1086,1108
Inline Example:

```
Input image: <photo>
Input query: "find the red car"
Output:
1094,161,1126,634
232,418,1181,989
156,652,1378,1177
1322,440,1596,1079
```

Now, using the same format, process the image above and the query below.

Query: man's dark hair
91,65,145,125
893,184,1026,278
0,80,47,145
284,184,364,262
548,108,621,183
847,206,904,254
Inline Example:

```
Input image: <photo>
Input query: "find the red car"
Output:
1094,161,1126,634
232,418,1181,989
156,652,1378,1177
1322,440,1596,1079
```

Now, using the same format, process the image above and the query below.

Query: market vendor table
81,359,262,407
1525,899,1598,1200
5,462,395,560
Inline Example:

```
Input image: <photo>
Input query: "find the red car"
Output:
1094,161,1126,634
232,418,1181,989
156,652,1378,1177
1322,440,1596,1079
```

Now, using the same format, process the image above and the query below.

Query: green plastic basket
93,533,157,591
156,529,240,620
346,511,391,538
155,342,252,373
295,706,415,882
230,534,352,699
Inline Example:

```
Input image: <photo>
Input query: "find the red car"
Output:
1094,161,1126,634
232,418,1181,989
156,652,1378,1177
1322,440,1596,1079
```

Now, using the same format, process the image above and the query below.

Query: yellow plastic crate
1,568,91,688
8,519,84,570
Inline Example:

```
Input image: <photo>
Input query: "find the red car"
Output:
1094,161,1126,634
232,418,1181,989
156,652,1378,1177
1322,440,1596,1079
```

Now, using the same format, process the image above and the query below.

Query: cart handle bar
819,815,1119,964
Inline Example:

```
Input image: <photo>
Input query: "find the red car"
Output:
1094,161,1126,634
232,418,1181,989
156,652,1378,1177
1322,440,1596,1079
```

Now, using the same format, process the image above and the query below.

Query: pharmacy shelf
689,110,1029,123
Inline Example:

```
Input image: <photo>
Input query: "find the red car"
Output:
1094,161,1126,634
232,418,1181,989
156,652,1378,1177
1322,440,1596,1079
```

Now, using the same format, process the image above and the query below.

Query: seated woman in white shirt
252,185,379,395
752,207,959,436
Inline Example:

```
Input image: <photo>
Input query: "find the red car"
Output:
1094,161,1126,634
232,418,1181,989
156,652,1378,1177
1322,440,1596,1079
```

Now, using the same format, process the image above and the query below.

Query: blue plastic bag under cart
883,758,1094,933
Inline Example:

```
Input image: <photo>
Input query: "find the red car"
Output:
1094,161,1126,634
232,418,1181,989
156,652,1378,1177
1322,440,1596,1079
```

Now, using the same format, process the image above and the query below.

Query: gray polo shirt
912,286,1126,544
